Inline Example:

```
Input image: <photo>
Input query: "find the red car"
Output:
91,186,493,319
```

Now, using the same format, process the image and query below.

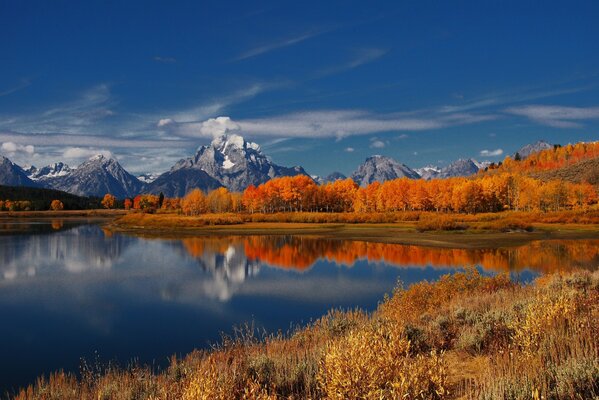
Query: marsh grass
11,269,599,399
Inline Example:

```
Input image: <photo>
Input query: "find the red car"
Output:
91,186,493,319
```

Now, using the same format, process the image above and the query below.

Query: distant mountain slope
148,134,309,196
416,159,482,180
46,155,143,198
351,155,419,186
145,169,223,198
0,156,39,188
529,157,599,187
515,140,553,159
28,162,72,181
437,158,481,179
415,165,441,180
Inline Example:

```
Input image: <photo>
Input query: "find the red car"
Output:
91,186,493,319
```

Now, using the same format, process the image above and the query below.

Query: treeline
125,173,597,216
484,141,599,175
0,185,101,211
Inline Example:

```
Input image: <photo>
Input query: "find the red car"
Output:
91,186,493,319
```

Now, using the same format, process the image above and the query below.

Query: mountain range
0,136,553,198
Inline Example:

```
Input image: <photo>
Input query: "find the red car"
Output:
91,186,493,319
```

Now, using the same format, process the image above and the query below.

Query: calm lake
1,219,598,394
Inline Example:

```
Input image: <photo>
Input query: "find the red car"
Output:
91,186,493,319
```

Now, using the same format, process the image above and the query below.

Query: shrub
318,319,448,399
416,214,468,232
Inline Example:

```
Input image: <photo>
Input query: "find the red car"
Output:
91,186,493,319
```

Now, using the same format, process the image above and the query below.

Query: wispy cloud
479,148,503,157
344,147,355,152
153,56,177,63
0,79,32,97
0,84,115,135
234,28,330,61
0,130,190,149
186,109,495,140
440,85,590,114
505,104,599,128
316,48,387,77
62,147,112,160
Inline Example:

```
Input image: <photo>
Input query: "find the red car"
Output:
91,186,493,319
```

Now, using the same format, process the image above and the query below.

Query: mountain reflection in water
0,221,597,394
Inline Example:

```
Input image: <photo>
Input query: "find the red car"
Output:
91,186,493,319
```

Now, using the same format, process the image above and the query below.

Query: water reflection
0,220,597,393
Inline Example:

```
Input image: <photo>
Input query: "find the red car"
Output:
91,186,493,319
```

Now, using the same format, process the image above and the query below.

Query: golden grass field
12,268,598,399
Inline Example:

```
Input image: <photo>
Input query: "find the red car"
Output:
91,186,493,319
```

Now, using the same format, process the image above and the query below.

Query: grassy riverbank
107,210,599,249
0,209,127,219
11,268,598,399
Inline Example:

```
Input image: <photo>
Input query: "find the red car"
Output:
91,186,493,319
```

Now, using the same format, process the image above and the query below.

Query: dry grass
12,269,599,400
113,209,599,233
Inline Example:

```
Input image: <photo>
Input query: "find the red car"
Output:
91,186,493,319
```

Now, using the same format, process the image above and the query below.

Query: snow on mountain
415,165,441,180
0,155,39,187
437,158,481,179
351,155,419,186
416,159,484,180
46,155,142,198
311,172,348,185
147,133,309,196
137,173,160,184
28,162,72,181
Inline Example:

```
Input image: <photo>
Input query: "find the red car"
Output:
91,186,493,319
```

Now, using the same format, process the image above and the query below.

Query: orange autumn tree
50,200,64,211
101,194,116,209
491,141,599,175
123,198,133,210
240,172,597,214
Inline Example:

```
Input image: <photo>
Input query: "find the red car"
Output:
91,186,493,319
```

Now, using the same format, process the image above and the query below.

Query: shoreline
107,220,599,249
2,209,599,248
0,209,127,219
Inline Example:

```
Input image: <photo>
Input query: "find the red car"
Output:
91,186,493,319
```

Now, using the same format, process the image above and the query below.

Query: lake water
1,219,597,394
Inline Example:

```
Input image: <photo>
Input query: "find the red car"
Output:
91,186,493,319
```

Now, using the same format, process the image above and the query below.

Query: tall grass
114,209,599,232
11,269,598,399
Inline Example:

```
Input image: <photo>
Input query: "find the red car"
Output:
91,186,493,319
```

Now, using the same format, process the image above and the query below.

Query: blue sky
1,0,598,176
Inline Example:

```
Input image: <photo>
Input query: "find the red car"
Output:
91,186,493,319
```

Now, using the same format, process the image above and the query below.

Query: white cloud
1,141,34,154
398,134,409,139
505,104,599,128
370,139,386,149
229,111,441,138
199,116,241,138
157,118,175,127
62,147,112,159
344,147,355,152
480,148,504,157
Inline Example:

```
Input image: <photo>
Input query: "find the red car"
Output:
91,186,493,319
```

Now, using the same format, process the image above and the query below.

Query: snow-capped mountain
415,165,441,180
416,159,484,180
147,134,309,196
351,155,419,186
46,155,143,198
515,140,553,159
437,158,481,179
323,172,347,183
0,156,39,187
137,173,159,184
27,162,72,181
311,172,347,185
473,160,493,170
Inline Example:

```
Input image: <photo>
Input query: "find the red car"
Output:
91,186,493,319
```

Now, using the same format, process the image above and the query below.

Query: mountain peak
516,140,553,159
88,154,110,162
210,134,261,154
351,155,419,186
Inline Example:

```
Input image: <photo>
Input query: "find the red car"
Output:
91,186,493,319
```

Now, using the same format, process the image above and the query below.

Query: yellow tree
182,189,207,215
207,187,233,213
